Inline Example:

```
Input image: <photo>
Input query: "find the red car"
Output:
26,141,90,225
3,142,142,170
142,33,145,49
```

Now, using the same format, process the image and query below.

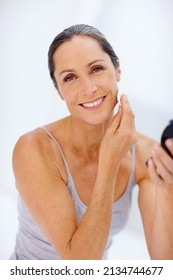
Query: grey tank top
10,126,136,260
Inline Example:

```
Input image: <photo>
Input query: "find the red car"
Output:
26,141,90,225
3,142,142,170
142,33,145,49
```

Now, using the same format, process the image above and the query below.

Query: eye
63,74,76,82
91,65,104,73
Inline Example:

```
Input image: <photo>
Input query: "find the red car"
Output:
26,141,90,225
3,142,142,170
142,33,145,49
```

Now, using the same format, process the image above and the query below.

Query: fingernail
151,143,159,154
146,157,152,167
165,138,173,147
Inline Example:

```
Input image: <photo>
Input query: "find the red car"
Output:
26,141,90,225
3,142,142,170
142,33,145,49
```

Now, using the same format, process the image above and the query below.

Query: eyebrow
88,59,105,67
59,59,105,77
59,69,75,77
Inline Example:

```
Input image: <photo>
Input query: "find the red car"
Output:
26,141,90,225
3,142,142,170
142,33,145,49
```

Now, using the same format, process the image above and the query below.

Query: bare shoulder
134,132,157,185
13,125,68,191
136,132,157,160
13,128,48,157
13,127,56,158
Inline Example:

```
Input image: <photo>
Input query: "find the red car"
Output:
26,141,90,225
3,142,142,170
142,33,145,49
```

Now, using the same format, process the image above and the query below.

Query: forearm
65,166,118,259
63,96,136,259
150,187,173,259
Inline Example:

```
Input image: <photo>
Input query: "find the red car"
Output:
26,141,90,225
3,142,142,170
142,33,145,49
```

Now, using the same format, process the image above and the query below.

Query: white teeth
82,97,104,108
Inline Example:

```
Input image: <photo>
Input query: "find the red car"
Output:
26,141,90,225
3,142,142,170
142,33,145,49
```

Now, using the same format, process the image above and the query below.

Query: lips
80,97,105,109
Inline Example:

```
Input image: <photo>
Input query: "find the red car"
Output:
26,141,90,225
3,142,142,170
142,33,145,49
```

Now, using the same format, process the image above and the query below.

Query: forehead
53,36,111,71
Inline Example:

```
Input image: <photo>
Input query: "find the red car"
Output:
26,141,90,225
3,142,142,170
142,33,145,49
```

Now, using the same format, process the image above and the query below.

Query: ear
115,60,121,82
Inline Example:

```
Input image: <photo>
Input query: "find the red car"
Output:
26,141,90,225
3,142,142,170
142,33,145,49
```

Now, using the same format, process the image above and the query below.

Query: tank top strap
128,144,136,188
40,126,70,174
131,144,136,174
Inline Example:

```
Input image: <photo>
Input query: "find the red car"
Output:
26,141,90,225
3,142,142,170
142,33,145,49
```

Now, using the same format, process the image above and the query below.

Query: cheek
58,84,72,101
97,72,118,92
59,88,78,107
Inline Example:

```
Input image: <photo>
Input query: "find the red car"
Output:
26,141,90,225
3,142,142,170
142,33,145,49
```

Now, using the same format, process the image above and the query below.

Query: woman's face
53,35,121,126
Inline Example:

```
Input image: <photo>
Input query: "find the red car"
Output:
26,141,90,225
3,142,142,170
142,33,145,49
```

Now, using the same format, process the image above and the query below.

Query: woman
11,24,173,260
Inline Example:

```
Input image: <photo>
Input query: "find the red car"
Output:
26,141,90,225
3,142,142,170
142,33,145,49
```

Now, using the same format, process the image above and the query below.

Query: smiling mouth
80,96,106,109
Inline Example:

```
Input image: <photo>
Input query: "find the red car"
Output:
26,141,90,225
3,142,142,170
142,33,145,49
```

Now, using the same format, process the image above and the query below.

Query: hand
147,139,173,187
99,95,137,169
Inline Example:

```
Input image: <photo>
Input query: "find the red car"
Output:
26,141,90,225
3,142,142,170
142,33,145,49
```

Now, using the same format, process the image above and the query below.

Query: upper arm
135,133,156,253
138,177,155,253
13,132,78,258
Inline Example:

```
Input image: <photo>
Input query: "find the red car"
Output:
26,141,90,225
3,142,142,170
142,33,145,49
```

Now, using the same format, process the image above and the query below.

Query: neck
68,115,113,158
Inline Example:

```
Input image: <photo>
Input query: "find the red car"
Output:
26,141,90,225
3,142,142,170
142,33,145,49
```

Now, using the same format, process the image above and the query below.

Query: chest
66,152,132,206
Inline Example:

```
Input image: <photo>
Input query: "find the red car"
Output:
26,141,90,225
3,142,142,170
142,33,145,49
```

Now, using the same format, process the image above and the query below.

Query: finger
147,157,163,185
107,106,122,134
165,139,173,158
152,152,173,183
119,95,135,130
152,143,173,175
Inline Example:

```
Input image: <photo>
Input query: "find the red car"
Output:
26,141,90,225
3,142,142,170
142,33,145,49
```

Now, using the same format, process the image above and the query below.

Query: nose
80,76,97,96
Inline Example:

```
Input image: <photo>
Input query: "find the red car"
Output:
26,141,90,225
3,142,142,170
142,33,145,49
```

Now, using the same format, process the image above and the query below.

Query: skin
13,36,173,259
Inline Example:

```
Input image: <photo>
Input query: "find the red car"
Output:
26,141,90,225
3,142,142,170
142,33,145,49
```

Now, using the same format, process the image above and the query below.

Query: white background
0,0,173,260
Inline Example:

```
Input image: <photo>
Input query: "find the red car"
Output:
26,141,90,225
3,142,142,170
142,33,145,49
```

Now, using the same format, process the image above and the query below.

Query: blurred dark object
161,120,173,159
